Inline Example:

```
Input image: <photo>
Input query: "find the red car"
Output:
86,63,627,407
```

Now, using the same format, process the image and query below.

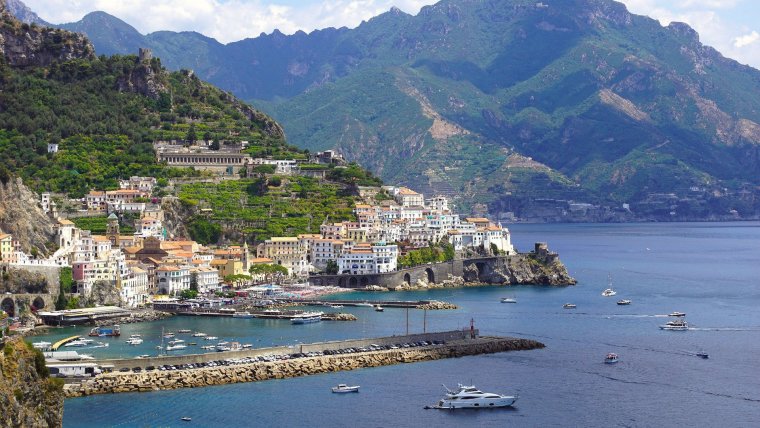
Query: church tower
107,213,120,246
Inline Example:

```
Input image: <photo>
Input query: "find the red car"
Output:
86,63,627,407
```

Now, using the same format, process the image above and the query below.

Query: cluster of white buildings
256,186,514,276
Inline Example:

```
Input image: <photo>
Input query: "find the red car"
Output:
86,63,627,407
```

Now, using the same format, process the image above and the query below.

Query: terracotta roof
250,257,274,264
0,233,12,240
58,219,75,226
123,247,141,254
92,235,110,242
210,259,228,266
397,187,420,195
465,217,490,223
156,265,179,272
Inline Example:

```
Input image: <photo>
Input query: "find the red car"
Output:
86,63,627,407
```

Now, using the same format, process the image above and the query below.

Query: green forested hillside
56,0,760,219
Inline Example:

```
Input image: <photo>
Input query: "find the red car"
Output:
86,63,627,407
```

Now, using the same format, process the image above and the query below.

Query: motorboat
616,299,632,305
604,353,619,364
64,340,90,347
168,339,185,346
163,333,175,339
201,345,215,350
291,312,323,324
356,302,374,307
89,325,120,337
427,384,517,409
374,305,384,312
232,312,254,318
329,304,344,308
332,384,360,393
204,336,219,340
668,311,686,317
659,318,689,331
32,341,52,350
563,303,577,309
192,332,207,337
181,417,192,422
126,337,143,345
696,352,709,359
177,329,192,334
500,297,517,303
166,344,187,351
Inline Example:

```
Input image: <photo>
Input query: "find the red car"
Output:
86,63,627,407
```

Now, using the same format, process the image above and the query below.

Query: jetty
62,330,544,397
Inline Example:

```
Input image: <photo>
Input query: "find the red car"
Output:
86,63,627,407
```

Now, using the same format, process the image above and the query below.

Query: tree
490,243,499,256
55,283,68,310
325,259,339,274
186,123,197,143
190,273,198,292
210,140,220,150
180,289,198,299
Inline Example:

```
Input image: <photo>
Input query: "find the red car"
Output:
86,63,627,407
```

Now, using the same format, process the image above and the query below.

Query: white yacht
192,332,208,337
668,311,686,317
126,337,143,345
602,273,617,296
500,297,517,303
331,384,360,393
659,318,689,331
374,305,384,312
32,341,52,350
166,344,187,351
428,384,517,409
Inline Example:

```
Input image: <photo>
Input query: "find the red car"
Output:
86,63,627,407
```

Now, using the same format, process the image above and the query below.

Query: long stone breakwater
63,333,544,398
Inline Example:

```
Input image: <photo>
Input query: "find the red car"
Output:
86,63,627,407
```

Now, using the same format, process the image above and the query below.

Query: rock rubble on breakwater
321,313,357,321
93,310,173,327
63,337,543,397
415,300,458,310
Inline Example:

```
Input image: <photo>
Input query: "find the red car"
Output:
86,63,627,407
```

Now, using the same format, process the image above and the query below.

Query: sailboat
601,273,617,297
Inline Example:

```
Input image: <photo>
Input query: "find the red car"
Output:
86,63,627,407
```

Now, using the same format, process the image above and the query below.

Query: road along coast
63,332,544,397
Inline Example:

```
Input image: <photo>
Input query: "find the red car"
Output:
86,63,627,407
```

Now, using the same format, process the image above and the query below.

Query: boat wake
686,327,760,331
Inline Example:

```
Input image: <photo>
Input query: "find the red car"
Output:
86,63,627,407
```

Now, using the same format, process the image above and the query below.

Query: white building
191,267,220,293
121,266,149,308
47,143,59,153
155,265,191,295
395,187,424,207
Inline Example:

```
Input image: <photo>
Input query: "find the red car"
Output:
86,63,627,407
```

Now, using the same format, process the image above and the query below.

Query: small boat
292,314,322,324
427,384,517,409
168,339,185,346
201,345,215,350
64,340,90,347
137,354,150,359
188,342,197,346
163,333,175,339
129,334,142,338
563,303,576,309
500,297,517,303
356,302,374,307
331,384,360,393
204,336,219,340
32,341,52,350
177,329,192,334
601,273,617,297
126,337,143,345
659,318,689,331
604,353,619,364
166,344,187,351
696,352,709,359
374,305,384,312
329,304,344,308
192,332,207,337
668,311,686,317
181,417,192,422
616,299,632,305
89,325,121,337
232,312,254,318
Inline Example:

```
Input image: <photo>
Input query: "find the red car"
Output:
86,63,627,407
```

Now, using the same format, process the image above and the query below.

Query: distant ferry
291,312,323,324
88,325,120,337
659,318,689,331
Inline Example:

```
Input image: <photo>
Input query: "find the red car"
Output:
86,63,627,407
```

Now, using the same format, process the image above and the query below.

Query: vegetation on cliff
0,337,64,428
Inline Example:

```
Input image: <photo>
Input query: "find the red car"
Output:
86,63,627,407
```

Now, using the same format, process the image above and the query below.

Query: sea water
61,222,760,427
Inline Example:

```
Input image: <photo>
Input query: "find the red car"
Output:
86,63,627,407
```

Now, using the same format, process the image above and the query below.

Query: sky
22,0,760,69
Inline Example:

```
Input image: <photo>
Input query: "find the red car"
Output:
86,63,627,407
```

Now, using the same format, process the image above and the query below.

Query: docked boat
331,384,360,393
168,339,185,346
604,353,619,364
192,332,207,337
563,303,577,309
89,325,120,337
126,337,143,345
291,311,323,324
32,341,52,350
201,345,215,350
329,304,344,308
177,329,192,334
500,297,517,303
232,312,254,318
659,318,689,331
668,311,686,317
374,305,384,312
64,339,93,347
427,384,517,409
616,299,632,305
166,344,187,351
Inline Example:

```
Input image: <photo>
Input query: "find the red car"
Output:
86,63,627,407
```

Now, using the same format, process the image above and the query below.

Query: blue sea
58,222,760,427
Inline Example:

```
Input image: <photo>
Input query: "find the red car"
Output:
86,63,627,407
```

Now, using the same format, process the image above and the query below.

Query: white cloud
734,30,759,48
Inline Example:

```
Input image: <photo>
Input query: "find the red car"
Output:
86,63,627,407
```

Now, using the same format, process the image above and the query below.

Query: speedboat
375,305,384,312
356,302,374,307
616,299,632,305
696,352,709,359
192,332,207,337
166,344,187,351
126,337,143,345
659,318,689,331
291,312,323,324
332,384,360,393
601,288,617,297
329,304,344,308
604,353,619,364
563,303,576,309
168,339,185,346
32,341,52,350
500,297,517,303
64,340,89,347
181,417,192,422
204,336,219,340
427,384,517,409
177,329,192,334
668,311,686,317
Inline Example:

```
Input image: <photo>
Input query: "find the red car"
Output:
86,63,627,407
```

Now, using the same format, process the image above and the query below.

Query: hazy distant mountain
37,0,760,219
5,0,48,26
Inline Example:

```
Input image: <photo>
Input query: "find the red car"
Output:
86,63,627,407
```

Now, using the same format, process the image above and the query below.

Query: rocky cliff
0,177,55,255
0,337,64,428
0,0,94,67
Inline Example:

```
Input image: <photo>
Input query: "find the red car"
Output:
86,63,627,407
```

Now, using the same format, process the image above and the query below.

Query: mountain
18,0,760,220
4,0,48,26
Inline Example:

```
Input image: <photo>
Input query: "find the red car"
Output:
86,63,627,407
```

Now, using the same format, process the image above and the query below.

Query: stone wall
64,336,544,397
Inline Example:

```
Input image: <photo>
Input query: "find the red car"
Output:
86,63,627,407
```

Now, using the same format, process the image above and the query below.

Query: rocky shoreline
93,310,173,327
63,337,543,398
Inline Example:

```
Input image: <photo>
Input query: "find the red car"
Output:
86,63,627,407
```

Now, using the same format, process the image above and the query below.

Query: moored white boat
166,344,187,351
500,297,517,303
126,337,143,345
374,305,384,312
232,312,254,318
331,384,360,393
604,353,619,364
668,311,686,317
427,384,517,409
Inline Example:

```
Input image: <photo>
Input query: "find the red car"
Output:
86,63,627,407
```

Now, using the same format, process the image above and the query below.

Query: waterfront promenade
63,331,544,397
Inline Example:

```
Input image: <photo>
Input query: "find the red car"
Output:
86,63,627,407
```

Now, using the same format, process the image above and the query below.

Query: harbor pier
63,330,544,397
